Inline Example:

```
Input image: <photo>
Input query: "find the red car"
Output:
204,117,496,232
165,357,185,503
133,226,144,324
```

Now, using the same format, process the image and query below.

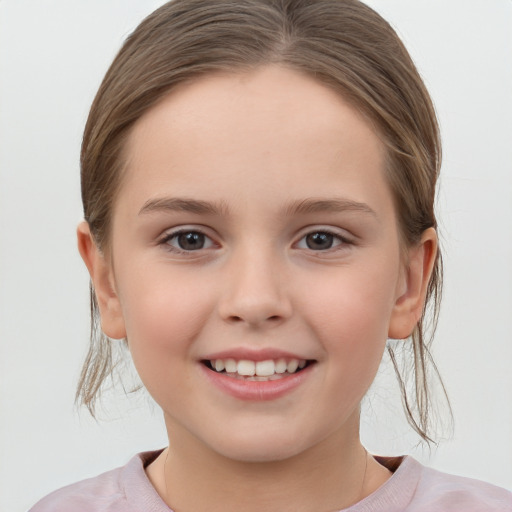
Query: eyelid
159,226,218,254
294,226,355,251
157,224,355,255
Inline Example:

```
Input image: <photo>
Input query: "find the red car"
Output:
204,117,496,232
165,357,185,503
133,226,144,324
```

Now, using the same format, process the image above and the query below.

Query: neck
146,414,391,512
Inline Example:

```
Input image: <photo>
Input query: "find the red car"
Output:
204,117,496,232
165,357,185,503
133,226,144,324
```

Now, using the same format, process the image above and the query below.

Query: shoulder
408,457,512,511
28,465,126,512
28,450,166,512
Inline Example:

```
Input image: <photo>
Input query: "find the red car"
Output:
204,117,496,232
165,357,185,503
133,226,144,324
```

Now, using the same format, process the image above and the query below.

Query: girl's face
86,66,433,463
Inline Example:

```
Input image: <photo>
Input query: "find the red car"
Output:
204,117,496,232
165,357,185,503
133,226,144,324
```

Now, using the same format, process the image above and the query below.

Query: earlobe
388,228,438,339
77,221,127,339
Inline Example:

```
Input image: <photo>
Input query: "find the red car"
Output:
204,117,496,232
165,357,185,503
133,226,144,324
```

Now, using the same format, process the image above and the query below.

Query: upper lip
201,347,312,362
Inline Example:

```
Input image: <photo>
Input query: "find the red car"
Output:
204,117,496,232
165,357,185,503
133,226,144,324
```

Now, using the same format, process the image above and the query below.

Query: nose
217,245,292,328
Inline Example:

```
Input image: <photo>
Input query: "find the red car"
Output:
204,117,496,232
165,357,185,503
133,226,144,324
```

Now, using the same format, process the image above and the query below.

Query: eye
296,230,347,251
161,230,215,252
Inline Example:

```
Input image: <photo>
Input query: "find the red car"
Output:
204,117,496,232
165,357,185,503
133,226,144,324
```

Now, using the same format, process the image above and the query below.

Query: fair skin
78,66,437,512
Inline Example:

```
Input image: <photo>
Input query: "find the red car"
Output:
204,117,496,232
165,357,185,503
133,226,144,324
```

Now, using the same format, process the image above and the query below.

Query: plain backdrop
1,1,511,510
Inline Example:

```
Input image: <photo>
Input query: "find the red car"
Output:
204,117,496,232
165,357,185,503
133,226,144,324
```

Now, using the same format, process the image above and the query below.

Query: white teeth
287,360,299,373
237,360,256,376
275,359,287,374
224,358,237,373
255,360,275,377
209,357,309,377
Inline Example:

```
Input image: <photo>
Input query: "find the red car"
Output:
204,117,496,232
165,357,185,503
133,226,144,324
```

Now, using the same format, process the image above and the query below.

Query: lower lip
200,363,314,401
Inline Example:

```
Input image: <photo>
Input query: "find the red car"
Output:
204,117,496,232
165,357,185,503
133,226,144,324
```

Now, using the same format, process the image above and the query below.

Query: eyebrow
139,197,230,216
138,196,376,218
284,198,377,217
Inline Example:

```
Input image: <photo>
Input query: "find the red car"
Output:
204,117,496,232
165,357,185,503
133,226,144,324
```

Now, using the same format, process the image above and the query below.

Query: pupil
306,232,333,250
178,232,204,250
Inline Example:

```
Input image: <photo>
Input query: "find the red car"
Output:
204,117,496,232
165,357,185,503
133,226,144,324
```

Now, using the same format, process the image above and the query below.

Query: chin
204,426,319,464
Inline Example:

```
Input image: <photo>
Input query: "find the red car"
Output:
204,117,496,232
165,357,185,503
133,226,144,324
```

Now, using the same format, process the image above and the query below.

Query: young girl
28,0,511,510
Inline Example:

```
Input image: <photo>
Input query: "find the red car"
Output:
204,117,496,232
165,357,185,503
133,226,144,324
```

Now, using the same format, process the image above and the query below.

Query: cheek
115,267,216,386
300,260,399,371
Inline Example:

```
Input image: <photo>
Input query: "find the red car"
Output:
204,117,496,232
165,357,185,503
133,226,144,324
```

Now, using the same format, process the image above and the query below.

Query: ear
77,221,127,339
388,227,438,339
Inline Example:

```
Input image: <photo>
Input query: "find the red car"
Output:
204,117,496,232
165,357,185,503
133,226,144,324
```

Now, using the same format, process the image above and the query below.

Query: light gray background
1,1,511,510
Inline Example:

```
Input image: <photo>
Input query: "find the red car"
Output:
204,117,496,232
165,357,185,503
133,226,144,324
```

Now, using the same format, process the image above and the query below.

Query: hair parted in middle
77,0,448,442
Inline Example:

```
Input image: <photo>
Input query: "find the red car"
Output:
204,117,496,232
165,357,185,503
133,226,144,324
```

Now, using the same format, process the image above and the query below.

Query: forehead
119,65,389,215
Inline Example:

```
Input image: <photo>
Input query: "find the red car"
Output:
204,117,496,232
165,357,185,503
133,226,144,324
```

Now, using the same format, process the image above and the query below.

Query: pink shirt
29,450,512,511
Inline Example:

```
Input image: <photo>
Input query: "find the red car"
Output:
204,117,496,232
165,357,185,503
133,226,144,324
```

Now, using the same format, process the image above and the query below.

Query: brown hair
77,0,447,441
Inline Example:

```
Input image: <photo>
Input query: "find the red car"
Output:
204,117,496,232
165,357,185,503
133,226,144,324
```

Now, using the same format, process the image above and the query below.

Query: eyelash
159,228,353,255
159,229,216,255
295,229,352,252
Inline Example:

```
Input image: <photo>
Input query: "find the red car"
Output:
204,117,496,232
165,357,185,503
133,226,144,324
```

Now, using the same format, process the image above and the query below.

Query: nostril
225,313,283,326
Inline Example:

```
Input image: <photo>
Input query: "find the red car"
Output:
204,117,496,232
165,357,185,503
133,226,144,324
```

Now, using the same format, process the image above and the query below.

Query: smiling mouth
202,358,315,381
